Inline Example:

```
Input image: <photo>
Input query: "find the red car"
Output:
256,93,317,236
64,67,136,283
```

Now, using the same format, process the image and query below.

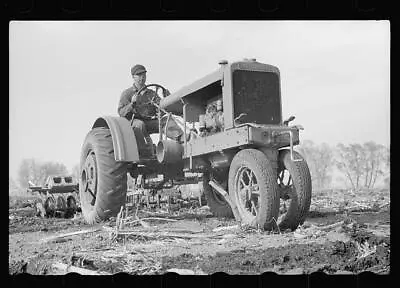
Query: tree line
16,158,72,188
297,140,390,191
14,140,389,191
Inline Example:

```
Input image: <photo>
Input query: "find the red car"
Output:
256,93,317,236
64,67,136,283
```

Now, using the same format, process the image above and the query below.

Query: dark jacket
118,85,158,120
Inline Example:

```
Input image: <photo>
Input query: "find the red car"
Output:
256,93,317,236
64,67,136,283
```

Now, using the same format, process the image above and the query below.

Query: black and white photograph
9,21,390,275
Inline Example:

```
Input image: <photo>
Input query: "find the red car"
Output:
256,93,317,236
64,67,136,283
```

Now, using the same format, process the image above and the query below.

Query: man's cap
131,64,147,76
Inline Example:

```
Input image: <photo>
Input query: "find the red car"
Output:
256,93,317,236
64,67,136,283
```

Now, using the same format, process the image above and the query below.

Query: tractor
79,58,312,231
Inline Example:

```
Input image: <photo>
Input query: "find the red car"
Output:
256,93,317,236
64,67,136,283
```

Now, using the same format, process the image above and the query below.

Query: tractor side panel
93,116,140,162
185,125,249,158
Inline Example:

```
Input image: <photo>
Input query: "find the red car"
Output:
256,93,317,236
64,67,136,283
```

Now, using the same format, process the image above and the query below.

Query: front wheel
79,127,128,224
229,149,279,230
276,149,312,231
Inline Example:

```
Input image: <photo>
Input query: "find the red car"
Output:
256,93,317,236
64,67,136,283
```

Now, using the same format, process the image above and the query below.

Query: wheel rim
277,168,296,222
234,166,260,220
81,151,98,207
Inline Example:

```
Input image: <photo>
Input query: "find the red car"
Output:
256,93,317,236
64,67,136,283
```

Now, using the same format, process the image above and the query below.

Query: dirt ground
9,189,390,275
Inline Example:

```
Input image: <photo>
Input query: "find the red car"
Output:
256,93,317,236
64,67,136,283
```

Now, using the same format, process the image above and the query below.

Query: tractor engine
199,99,224,136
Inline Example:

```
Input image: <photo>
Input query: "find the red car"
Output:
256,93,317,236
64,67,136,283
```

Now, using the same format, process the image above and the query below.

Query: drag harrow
27,175,81,218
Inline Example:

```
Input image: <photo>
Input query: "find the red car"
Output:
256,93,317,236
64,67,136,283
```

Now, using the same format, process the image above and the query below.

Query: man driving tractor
118,64,169,157
81,58,312,230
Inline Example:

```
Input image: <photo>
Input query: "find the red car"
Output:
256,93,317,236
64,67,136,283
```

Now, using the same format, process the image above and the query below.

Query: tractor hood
159,59,280,117
159,67,223,115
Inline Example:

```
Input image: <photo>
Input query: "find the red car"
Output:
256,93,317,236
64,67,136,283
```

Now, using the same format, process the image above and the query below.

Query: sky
9,21,390,180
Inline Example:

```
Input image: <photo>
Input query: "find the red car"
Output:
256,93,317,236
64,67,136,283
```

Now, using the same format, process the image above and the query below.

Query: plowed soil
9,189,390,275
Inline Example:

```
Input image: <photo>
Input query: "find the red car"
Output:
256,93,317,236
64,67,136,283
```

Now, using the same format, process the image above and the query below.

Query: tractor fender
92,116,140,162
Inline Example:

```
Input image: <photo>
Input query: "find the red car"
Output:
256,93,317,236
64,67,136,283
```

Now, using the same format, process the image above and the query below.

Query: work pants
131,118,159,150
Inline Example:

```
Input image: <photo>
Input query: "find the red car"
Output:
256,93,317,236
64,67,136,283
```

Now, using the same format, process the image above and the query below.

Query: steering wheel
131,84,169,125
135,83,168,105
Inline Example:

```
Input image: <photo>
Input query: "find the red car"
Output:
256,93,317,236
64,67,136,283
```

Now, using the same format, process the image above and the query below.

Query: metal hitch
274,130,303,162
208,180,241,221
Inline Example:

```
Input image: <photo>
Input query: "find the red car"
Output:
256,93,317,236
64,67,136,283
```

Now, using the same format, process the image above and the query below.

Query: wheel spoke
250,171,255,183
246,187,252,202
251,186,259,195
239,188,248,203
251,200,258,216
250,180,260,198
235,165,263,220
244,169,251,184
280,201,287,214
239,178,247,189
84,153,97,202
288,175,292,185
278,171,284,183
248,170,254,186
87,187,96,199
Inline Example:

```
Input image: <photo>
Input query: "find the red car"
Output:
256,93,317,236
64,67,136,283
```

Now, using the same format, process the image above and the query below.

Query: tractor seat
160,113,198,142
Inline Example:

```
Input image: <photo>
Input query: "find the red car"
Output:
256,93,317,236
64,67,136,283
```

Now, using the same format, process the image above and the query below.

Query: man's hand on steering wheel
135,84,169,107
130,84,169,125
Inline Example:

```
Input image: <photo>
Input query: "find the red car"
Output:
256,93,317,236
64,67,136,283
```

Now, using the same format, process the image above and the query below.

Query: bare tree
362,142,388,188
335,143,364,190
41,162,68,179
297,140,333,190
17,159,68,188
17,158,43,188
314,143,333,189
382,146,390,188
335,142,389,190
370,144,389,188
9,177,24,196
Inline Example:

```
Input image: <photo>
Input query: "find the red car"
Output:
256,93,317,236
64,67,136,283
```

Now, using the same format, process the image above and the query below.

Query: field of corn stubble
9,187,390,275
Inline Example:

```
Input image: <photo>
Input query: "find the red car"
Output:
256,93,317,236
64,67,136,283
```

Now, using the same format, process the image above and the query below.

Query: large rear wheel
276,149,312,231
229,149,279,230
79,127,128,224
